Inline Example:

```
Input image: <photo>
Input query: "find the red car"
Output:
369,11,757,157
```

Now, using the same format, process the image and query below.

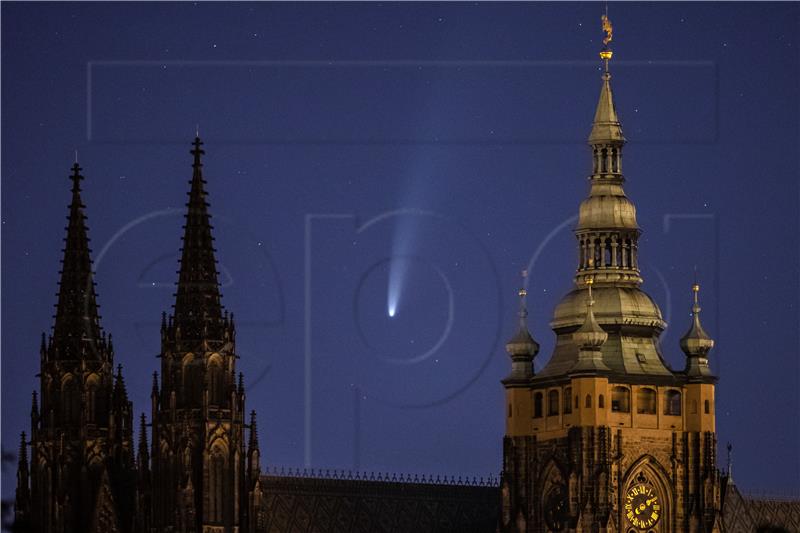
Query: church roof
259,472,499,533
721,478,800,532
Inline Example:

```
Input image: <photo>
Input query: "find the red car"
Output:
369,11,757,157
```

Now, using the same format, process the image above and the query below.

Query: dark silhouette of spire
248,410,259,452
138,413,149,469
113,364,130,407
15,431,30,526
172,137,225,340
51,162,105,359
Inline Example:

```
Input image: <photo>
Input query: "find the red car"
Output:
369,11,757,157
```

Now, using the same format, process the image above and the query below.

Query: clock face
624,483,661,530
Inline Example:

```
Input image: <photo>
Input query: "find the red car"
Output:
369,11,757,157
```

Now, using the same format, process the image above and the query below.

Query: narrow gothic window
548,390,559,416
210,450,226,522
533,392,543,418
585,394,592,408
704,399,711,414
563,387,572,414
601,148,608,172
611,148,618,172
598,394,605,408
62,377,79,424
208,362,224,406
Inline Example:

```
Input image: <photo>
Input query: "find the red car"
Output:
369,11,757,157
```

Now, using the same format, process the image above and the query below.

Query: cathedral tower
500,19,722,533
145,137,262,533
16,162,136,533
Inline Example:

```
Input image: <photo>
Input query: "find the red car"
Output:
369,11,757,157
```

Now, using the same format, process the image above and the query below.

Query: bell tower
146,136,261,533
16,161,135,533
500,15,722,533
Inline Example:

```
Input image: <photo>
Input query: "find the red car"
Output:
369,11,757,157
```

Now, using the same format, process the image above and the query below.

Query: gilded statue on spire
601,14,613,46
600,13,613,66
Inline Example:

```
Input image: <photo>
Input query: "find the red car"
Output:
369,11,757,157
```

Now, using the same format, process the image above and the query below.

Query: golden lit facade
499,35,722,533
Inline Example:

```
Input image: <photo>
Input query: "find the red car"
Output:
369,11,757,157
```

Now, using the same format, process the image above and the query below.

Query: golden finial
692,282,700,305
518,269,528,298
600,12,614,70
585,275,595,305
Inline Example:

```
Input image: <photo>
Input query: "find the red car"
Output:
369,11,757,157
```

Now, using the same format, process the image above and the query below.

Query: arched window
611,148,619,173
208,361,224,406
86,382,97,423
604,238,612,267
533,392,543,418
612,387,630,413
594,238,602,269
563,387,572,414
637,388,657,414
209,449,226,522
625,239,633,268
507,404,512,418
61,376,80,424
575,395,579,409
548,390,560,416
665,390,682,415
704,399,711,414
599,394,605,409
601,148,608,172
182,354,201,406
585,394,592,408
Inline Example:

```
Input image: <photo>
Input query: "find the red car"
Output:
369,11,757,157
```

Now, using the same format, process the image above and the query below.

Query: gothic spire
680,282,715,379
51,162,105,358
502,271,539,384
138,413,149,468
113,364,129,407
172,136,225,341
15,431,30,525
248,410,259,452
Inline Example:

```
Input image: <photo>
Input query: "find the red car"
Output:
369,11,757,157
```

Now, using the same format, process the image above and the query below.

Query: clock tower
499,17,722,533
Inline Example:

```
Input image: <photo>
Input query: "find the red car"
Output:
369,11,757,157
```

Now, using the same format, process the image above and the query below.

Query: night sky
2,2,799,505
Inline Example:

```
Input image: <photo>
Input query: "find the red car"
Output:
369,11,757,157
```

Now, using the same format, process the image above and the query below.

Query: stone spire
138,413,149,471
51,162,107,359
172,136,225,341
680,282,715,379
502,271,539,384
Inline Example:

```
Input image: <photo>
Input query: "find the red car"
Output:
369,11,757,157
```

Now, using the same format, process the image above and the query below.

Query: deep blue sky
2,2,799,503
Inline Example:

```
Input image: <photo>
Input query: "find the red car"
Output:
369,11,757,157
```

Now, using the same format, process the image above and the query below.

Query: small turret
570,278,611,374
138,413,150,472
14,431,30,528
681,283,715,379
502,271,539,384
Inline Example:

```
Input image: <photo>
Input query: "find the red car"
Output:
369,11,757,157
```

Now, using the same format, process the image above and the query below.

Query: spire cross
692,282,701,311
190,136,205,173
518,270,529,322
